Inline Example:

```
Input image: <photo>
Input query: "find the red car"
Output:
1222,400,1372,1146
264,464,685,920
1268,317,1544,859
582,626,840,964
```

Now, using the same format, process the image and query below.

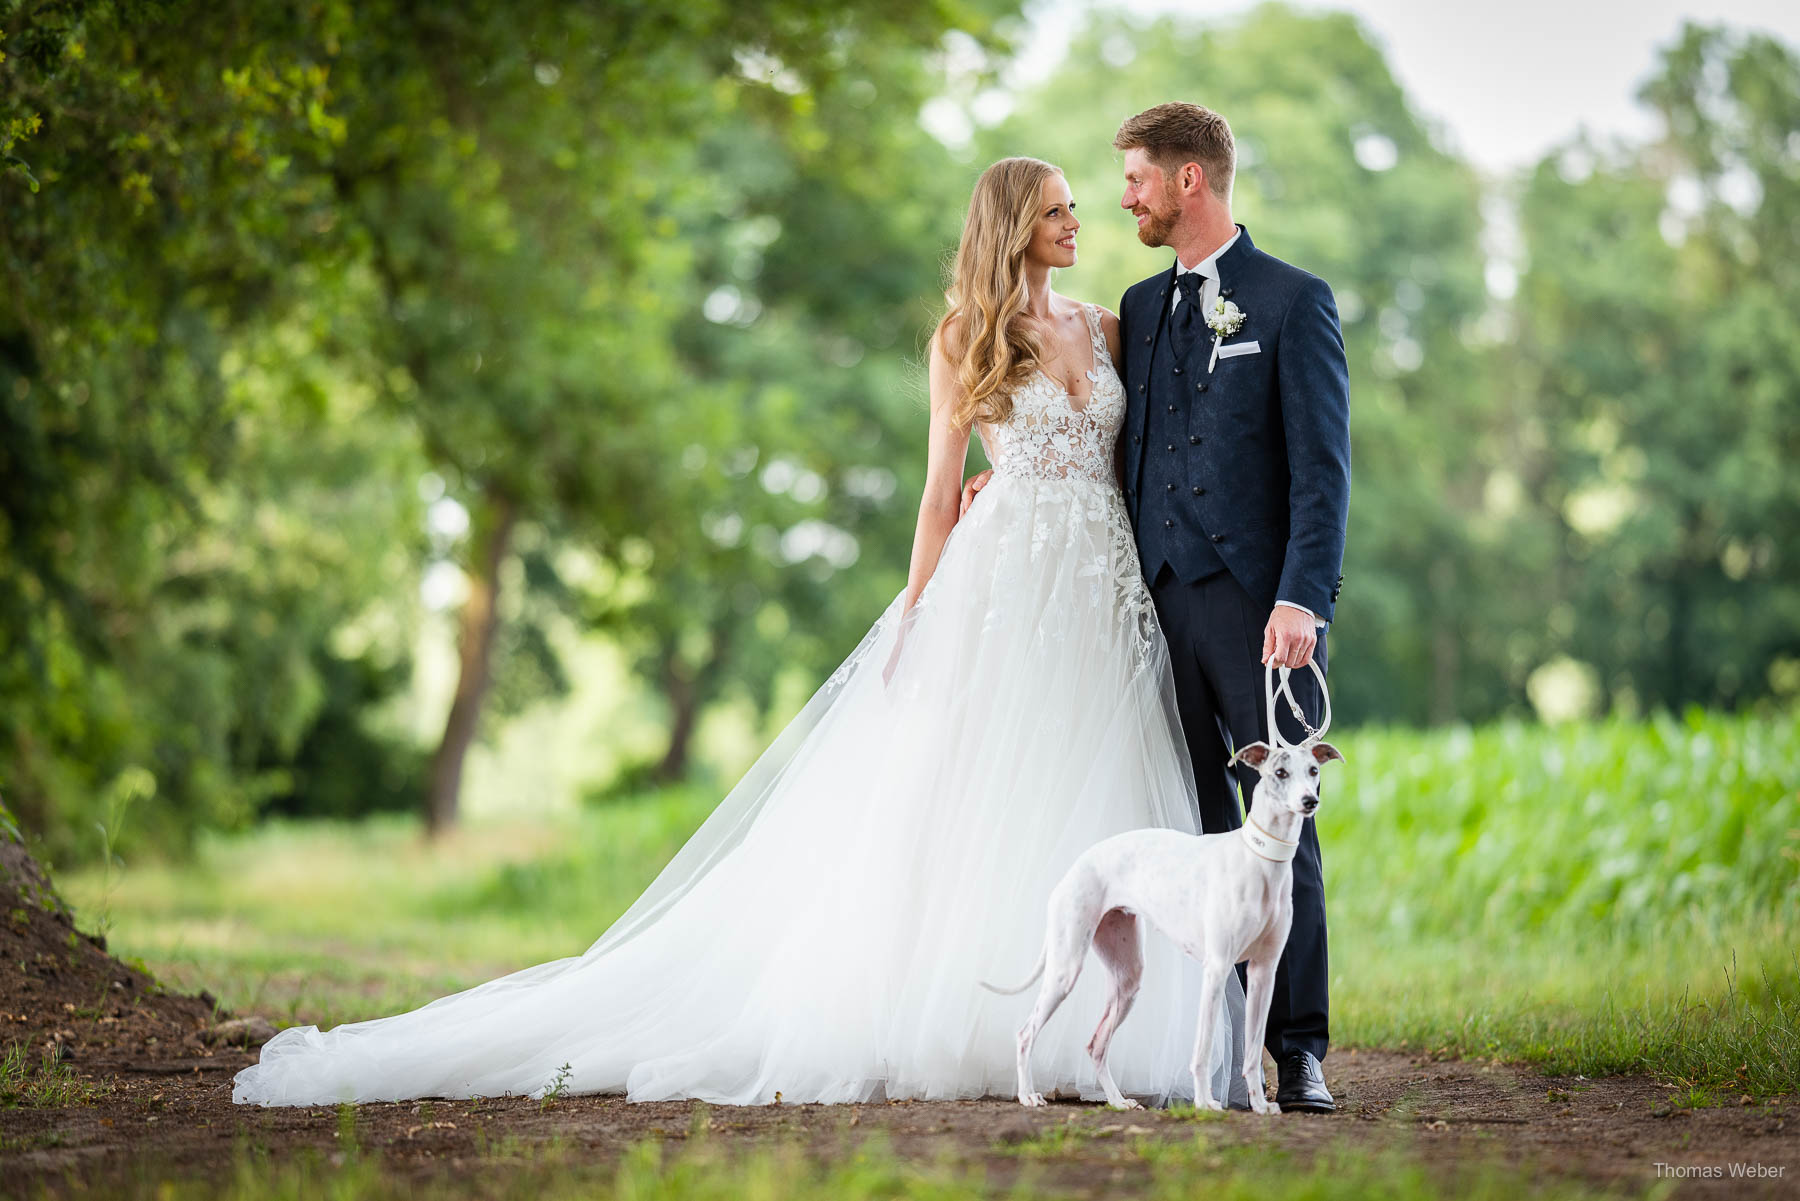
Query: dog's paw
1110,1097,1144,1111
1020,1092,1047,1108
1249,1094,1278,1116
1196,1096,1225,1112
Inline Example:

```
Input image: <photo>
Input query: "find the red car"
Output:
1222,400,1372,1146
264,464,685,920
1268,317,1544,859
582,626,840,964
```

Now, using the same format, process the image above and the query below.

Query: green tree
1,0,1027,850
304,1,1020,829
1512,23,1800,713
585,44,1000,782
1,0,425,858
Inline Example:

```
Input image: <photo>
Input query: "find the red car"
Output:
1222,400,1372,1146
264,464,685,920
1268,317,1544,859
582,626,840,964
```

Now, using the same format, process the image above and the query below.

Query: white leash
1237,660,1332,863
1263,659,1331,749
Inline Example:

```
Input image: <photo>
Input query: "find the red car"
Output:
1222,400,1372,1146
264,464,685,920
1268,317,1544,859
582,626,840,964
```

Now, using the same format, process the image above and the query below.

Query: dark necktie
1171,271,1204,360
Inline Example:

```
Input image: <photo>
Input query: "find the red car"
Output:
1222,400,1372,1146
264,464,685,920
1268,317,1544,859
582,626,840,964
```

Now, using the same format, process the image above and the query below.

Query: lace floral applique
975,304,1159,667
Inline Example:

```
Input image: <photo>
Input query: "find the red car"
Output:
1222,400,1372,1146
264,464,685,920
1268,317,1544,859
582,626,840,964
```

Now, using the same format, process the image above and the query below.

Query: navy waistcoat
1135,301,1226,583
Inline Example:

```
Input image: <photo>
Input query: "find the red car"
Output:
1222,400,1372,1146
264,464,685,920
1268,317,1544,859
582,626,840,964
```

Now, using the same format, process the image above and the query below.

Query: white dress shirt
1171,227,1241,316
1172,230,1324,630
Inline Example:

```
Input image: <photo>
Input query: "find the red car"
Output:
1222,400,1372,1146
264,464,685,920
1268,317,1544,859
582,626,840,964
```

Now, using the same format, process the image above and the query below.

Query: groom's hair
1113,103,1235,201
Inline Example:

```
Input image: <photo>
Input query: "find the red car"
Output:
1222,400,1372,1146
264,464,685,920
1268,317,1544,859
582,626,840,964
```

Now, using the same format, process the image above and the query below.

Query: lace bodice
979,303,1125,485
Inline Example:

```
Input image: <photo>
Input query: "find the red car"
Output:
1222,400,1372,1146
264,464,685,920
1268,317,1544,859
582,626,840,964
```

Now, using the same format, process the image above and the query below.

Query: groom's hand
1262,607,1317,669
959,469,994,517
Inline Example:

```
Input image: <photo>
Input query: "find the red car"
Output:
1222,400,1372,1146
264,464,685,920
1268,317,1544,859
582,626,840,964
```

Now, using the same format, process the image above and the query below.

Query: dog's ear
1308,741,1344,765
1230,741,1272,768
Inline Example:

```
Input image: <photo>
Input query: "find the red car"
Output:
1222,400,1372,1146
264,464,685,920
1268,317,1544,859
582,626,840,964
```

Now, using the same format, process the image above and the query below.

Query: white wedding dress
234,303,1246,1108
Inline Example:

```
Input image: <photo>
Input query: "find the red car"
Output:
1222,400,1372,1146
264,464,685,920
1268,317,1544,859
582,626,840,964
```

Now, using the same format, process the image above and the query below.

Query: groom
1115,102,1350,1112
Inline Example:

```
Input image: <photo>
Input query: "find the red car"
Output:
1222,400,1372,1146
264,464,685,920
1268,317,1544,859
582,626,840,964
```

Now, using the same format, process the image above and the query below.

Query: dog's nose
1301,796,1319,814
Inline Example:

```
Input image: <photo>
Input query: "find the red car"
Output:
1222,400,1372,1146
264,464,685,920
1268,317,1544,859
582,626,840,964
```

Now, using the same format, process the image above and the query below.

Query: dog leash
1263,659,1331,749
1238,661,1331,862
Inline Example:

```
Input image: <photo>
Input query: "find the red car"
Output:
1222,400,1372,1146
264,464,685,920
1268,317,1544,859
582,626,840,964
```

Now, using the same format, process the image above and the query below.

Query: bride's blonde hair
934,156,1061,429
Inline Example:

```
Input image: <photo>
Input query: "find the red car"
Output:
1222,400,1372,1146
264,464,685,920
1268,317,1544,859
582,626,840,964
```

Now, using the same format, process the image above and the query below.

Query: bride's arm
901,332,973,614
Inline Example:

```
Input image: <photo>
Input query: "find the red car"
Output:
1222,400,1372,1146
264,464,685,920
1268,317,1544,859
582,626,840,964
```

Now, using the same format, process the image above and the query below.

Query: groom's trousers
1148,564,1330,1064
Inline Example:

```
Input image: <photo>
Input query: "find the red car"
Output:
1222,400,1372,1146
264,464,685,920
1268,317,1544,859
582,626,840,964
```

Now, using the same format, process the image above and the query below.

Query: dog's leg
1241,956,1279,1115
1086,909,1144,1110
1013,885,1103,1108
1188,958,1232,1111
1014,956,1082,1107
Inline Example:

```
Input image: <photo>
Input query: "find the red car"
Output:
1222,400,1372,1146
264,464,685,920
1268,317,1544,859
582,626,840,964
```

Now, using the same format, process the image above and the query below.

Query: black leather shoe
1274,1051,1335,1112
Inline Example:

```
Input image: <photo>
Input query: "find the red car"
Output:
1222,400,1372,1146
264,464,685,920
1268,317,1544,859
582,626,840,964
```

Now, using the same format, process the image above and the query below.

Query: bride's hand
959,469,994,517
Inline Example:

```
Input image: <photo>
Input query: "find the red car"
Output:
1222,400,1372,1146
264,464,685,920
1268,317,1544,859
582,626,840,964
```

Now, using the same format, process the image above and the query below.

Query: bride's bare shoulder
1053,293,1117,326
932,312,968,357
1084,302,1123,361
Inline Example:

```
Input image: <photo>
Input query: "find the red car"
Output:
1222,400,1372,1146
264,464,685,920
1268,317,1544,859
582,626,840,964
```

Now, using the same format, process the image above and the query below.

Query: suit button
1189,435,1201,445
1172,365,1184,376
1196,382,1209,393
1143,335,1152,344
1192,486,1204,496
1137,384,1145,394
1165,483,1176,492
1211,533,1225,543
1164,519,1174,528
1166,404,1177,413
1165,444,1175,452
1132,435,1141,444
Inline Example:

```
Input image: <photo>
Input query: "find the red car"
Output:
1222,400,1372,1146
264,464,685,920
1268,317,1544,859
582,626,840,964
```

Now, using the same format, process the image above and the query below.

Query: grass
1324,708,1800,1096
56,785,718,1027
13,1126,1644,1201
0,1042,115,1108
54,709,1800,1097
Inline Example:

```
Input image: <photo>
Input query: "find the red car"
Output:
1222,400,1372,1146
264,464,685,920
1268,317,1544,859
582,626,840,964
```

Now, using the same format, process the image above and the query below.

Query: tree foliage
0,0,1021,854
2,3,1795,860
1510,24,1800,713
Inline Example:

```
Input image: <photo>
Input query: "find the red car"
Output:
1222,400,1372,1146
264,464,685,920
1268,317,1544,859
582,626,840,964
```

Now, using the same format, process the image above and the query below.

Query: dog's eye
1275,768,1288,780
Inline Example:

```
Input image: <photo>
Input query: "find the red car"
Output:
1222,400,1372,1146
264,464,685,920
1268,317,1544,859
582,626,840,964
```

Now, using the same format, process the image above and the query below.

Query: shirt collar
1175,227,1243,281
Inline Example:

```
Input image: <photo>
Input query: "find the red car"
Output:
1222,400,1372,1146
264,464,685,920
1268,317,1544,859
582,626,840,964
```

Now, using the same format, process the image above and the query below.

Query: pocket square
1216,340,1261,359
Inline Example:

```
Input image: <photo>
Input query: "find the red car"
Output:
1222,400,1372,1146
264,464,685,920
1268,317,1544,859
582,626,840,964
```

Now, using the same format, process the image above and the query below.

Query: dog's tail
979,946,1047,996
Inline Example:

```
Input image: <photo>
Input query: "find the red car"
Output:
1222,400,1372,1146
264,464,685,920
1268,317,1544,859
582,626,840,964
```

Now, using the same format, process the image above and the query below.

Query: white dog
982,682,1341,1113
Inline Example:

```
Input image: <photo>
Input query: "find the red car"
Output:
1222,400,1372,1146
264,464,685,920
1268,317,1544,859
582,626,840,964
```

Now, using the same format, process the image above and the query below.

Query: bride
234,156,1247,1109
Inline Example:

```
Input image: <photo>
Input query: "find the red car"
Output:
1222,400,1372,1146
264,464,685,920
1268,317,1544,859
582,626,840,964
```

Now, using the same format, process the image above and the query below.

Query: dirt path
4,1045,1793,1197
2,880,1792,1197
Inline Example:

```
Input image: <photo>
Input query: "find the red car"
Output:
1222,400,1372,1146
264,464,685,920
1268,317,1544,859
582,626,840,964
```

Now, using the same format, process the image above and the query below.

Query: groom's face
1120,148,1180,249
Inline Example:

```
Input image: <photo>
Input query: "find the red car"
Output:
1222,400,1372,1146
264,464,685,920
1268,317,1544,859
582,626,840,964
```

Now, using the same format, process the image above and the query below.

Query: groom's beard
1133,199,1179,248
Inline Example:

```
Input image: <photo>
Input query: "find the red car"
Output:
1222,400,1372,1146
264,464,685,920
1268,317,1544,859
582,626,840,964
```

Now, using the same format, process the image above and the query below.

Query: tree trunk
1429,558,1459,722
425,493,518,836
649,621,733,785
651,657,699,784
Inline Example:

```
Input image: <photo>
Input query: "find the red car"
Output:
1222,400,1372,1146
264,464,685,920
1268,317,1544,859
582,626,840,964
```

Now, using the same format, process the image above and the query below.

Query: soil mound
2,815,222,1070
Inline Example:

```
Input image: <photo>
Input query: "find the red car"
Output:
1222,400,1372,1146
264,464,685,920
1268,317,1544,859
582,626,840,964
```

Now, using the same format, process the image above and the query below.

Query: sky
1015,0,1800,173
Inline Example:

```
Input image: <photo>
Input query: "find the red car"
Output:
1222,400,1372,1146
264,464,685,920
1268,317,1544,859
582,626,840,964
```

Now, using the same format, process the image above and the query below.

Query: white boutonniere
1204,297,1245,337
1205,297,1246,372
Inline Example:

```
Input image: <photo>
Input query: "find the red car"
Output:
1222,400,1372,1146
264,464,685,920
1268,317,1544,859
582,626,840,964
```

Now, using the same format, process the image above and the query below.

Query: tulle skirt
234,473,1245,1107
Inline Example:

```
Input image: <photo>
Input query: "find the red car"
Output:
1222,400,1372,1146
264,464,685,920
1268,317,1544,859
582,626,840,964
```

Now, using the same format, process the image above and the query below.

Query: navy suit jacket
1117,226,1351,621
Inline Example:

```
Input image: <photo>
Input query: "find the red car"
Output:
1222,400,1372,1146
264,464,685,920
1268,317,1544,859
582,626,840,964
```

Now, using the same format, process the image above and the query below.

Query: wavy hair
934,157,1061,429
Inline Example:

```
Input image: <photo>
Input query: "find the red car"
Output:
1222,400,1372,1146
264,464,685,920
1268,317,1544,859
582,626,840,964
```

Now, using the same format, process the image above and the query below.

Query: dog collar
1240,816,1298,863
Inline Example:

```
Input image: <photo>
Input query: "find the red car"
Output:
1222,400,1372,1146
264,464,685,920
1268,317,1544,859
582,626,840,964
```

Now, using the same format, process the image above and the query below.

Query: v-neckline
1041,304,1099,413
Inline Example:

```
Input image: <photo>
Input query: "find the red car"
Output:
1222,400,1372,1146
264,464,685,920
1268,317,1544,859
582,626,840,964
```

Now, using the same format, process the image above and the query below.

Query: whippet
983,663,1342,1113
